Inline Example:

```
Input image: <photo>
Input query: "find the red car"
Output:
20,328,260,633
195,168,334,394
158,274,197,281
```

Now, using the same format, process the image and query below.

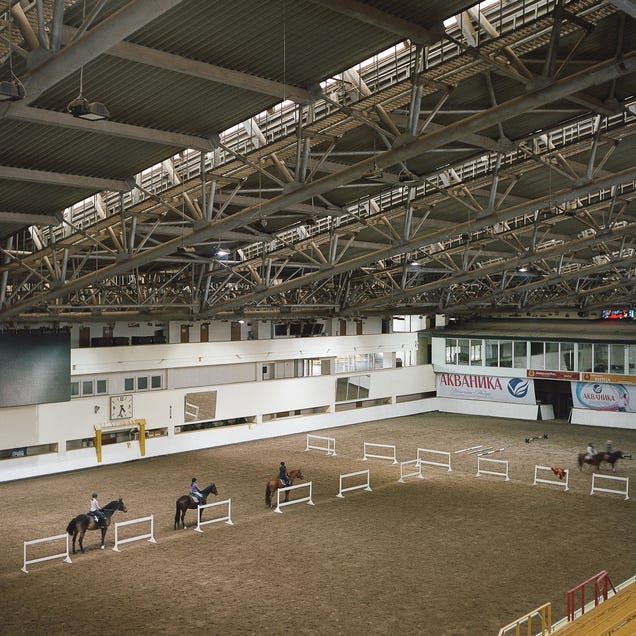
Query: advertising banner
571,382,634,412
437,373,536,404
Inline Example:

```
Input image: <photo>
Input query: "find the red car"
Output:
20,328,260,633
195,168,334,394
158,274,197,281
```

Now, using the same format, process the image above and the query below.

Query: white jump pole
399,459,423,483
275,482,314,513
532,465,569,492
195,498,234,532
337,469,372,498
22,533,72,573
305,434,336,456
112,515,157,552
417,448,452,472
362,442,398,464
476,457,510,481
590,474,629,500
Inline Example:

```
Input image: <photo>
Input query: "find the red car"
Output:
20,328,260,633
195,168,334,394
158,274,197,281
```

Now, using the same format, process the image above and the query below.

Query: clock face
110,395,133,420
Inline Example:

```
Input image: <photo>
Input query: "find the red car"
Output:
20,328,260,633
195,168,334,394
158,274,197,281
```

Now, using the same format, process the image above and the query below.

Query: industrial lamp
0,79,25,101
67,96,111,121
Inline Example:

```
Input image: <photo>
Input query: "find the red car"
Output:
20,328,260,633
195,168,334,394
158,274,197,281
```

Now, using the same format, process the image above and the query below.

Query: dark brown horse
265,468,304,508
578,450,624,473
66,498,127,554
174,482,218,529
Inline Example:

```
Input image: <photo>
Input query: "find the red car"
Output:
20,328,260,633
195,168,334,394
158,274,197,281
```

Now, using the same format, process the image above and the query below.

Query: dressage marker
417,448,452,472
399,459,423,483
362,442,398,464
476,457,510,481
22,533,72,573
112,515,157,552
525,433,549,444
275,482,314,513
337,469,372,498
532,465,569,492
305,433,336,456
590,474,629,500
195,498,234,532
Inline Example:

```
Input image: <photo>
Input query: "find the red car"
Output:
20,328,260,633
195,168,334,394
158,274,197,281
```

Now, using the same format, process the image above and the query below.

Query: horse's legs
78,530,85,553
71,531,77,554
100,527,106,549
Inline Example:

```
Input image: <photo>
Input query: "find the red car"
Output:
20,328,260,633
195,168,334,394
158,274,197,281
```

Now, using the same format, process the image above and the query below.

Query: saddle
190,493,202,505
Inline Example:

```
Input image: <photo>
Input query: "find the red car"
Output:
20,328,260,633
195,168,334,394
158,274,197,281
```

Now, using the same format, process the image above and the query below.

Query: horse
265,468,304,508
578,450,624,473
174,482,218,529
66,498,127,554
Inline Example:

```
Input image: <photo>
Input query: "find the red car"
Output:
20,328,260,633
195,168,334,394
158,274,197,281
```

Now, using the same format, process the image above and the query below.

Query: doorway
533,379,573,419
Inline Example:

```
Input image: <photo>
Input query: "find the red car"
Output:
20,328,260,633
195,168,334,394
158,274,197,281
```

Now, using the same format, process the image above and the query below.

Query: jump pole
305,433,336,456
476,457,510,481
362,442,398,464
195,498,234,532
337,469,372,497
399,459,423,483
532,465,569,492
417,448,452,472
22,533,72,573
275,482,314,513
590,474,629,500
112,515,157,552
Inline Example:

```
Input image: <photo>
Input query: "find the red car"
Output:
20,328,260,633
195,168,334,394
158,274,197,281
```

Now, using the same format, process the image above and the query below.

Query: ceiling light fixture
215,247,230,257
67,63,110,121
0,79,25,101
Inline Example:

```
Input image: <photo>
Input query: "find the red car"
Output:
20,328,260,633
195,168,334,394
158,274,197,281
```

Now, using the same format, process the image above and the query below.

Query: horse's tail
265,481,271,507
577,454,583,470
66,515,80,534
174,499,180,526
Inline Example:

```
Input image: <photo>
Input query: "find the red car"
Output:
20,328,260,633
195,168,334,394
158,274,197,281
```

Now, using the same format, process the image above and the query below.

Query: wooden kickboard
556,583,636,635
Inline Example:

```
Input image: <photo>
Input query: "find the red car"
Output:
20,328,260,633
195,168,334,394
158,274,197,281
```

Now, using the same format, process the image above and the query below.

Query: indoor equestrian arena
2,412,635,635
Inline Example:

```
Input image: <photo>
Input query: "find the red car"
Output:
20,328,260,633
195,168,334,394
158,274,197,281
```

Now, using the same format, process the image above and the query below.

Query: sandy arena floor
1,412,635,635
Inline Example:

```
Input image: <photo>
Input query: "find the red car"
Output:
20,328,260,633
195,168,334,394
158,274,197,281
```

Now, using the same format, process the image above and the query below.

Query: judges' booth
93,419,147,463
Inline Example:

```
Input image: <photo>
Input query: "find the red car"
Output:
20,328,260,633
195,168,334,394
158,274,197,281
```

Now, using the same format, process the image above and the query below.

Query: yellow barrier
498,602,552,636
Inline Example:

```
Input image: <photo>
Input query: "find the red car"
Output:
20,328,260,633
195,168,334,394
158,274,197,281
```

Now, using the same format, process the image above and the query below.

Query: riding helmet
191,477,197,483
91,492,98,497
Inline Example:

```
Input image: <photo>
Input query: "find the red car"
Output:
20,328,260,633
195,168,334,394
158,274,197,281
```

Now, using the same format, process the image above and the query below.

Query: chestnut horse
174,482,218,529
66,498,127,554
265,468,304,508
578,450,624,473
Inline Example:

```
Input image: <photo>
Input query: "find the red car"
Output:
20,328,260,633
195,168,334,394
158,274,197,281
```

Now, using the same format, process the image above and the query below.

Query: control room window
151,375,162,389
137,376,148,391
82,380,93,395
124,377,134,391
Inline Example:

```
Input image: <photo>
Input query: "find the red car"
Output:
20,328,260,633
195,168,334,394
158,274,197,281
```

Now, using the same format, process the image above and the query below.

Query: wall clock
110,394,133,420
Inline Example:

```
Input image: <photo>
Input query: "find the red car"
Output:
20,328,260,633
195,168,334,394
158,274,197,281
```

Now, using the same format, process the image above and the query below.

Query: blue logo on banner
508,378,529,398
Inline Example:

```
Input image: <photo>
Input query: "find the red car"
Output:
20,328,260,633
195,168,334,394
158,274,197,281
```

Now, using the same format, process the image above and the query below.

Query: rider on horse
190,477,204,504
89,492,106,528
279,462,290,487
586,443,597,460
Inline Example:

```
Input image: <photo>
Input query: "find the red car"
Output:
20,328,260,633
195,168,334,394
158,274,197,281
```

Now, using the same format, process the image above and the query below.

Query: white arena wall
0,332,436,482
570,408,636,429
436,397,539,420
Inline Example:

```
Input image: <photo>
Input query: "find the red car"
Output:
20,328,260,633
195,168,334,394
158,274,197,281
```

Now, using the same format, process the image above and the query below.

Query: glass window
485,340,499,366
124,377,134,391
70,381,79,397
500,341,512,367
578,343,592,372
514,342,527,368
561,342,574,371
458,339,469,364
609,344,625,373
629,345,636,375
470,340,482,366
446,338,458,364
82,380,93,395
545,342,559,370
96,379,107,394
137,376,148,391
593,344,608,373
151,375,162,389
530,342,544,370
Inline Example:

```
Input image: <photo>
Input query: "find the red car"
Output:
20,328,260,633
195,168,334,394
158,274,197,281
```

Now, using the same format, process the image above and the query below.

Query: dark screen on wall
0,332,71,407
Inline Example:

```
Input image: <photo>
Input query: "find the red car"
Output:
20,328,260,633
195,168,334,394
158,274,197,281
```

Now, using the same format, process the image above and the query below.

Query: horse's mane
102,499,121,510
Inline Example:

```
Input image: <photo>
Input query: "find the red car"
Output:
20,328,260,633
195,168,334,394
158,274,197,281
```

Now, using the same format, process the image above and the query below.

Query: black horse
66,498,127,554
578,450,624,473
174,482,218,529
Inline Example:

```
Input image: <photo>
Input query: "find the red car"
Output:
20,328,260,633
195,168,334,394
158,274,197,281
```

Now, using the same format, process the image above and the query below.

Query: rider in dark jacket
278,462,290,486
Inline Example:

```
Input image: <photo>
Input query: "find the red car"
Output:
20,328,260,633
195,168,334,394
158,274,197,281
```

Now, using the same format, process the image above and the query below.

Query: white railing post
336,470,372,497
532,465,569,492
305,433,336,456
591,474,629,500
399,459,423,483
362,442,398,464
417,448,452,472
476,457,510,481
22,533,72,573
112,515,157,552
